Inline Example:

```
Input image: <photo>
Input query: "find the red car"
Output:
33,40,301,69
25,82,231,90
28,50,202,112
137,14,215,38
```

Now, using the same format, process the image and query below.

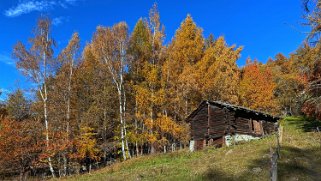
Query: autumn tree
164,14,204,120
128,18,152,155
299,42,321,119
127,3,168,154
239,59,277,113
128,18,152,78
266,53,306,115
91,22,131,160
50,32,80,176
0,118,42,180
13,17,56,177
291,0,321,119
71,126,100,173
57,32,80,135
74,44,117,163
188,36,242,104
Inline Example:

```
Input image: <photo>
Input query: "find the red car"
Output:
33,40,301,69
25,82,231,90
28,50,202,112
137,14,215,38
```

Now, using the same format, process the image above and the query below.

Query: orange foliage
0,118,42,174
239,60,277,113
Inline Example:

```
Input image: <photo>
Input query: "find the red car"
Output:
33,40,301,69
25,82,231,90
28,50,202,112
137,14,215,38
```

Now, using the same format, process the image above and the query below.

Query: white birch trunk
42,32,55,177
63,53,73,176
122,83,131,159
101,27,130,161
118,89,126,160
43,97,55,178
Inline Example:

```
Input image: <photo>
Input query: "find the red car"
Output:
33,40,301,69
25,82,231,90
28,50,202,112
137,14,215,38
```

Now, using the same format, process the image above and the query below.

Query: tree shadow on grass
285,117,321,132
201,145,321,181
202,168,236,181
200,147,271,181
278,146,321,181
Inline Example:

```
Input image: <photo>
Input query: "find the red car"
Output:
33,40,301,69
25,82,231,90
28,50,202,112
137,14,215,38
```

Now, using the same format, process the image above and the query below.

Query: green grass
278,116,321,181
62,116,321,181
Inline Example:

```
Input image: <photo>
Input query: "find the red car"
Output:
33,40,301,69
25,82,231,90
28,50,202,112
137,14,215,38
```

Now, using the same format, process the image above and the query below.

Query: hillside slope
63,117,321,181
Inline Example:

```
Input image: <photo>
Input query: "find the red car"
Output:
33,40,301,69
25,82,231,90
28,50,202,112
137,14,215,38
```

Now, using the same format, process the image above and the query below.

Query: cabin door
253,120,263,135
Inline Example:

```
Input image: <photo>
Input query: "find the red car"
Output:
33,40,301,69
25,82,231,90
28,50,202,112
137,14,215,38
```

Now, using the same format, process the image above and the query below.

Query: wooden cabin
186,101,279,151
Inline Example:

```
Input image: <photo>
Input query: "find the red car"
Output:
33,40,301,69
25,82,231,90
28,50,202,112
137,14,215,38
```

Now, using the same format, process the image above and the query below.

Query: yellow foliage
193,36,242,104
72,126,100,161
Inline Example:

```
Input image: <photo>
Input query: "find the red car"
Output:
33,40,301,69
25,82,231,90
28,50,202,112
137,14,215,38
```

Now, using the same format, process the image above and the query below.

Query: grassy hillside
62,117,321,181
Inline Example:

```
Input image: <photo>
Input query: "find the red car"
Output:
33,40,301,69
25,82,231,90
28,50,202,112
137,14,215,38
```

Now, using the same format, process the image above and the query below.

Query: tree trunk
150,144,155,154
42,33,55,178
19,167,24,181
172,143,176,152
63,60,73,177
149,90,155,155
43,99,55,178
135,142,139,157
122,86,131,159
118,90,126,161
141,145,143,155
185,99,188,117
135,99,139,157
63,153,67,176
141,124,145,155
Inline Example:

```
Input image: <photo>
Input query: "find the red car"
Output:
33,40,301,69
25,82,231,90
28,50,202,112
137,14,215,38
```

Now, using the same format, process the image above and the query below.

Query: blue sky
0,0,310,100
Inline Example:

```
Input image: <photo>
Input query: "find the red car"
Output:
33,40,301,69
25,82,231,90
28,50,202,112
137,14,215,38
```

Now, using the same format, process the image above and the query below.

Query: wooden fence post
276,125,280,158
270,122,282,181
270,147,278,181
279,125,283,144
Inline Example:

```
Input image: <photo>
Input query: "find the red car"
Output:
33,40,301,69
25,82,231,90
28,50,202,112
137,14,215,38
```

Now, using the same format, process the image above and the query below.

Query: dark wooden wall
190,103,277,147
208,105,229,138
234,117,251,134
262,121,276,135
190,104,208,140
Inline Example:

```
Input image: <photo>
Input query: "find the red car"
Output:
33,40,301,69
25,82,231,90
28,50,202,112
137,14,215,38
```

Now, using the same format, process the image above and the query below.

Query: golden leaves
71,126,100,161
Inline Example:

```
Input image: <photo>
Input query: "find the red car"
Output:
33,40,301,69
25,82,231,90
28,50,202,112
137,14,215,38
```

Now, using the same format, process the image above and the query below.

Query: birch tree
56,32,80,176
58,32,80,135
92,22,131,160
13,17,56,177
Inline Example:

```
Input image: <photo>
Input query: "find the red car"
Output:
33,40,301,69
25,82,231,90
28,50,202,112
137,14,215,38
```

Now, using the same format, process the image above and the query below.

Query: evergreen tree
6,89,29,121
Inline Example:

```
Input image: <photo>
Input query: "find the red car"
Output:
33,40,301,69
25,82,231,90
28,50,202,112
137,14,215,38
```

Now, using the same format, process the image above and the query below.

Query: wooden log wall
190,105,208,140
208,105,227,137
195,139,205,150
263,121,277,135
234,117,252,134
